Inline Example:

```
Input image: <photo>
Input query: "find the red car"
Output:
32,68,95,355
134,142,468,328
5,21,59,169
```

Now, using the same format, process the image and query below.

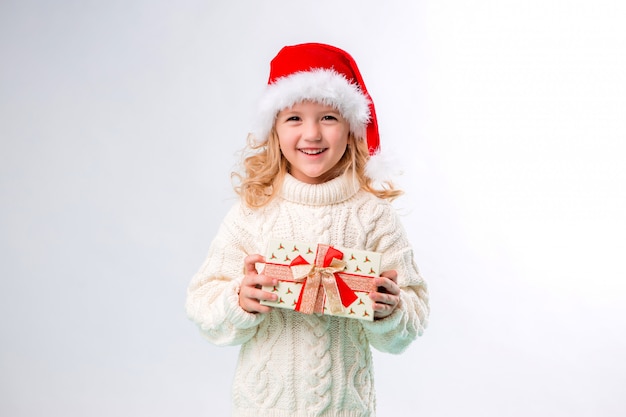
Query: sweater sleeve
185,203,266,346
360,202,430,354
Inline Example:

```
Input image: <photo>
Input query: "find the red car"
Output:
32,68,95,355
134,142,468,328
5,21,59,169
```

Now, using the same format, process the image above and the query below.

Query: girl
186,43,429,417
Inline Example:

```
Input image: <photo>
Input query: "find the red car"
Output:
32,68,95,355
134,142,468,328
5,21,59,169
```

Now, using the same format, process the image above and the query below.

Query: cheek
276,130,293,148
276,135,287,152
339,132,350,151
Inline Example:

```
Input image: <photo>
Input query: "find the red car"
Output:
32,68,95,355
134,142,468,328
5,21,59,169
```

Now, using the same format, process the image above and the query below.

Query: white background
1,1,625,416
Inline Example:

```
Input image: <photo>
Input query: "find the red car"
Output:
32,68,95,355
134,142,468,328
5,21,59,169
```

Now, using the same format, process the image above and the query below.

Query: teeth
300,149,325,155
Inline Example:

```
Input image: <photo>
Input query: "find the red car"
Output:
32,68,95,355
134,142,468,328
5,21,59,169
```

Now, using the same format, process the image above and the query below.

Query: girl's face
275,101,350,184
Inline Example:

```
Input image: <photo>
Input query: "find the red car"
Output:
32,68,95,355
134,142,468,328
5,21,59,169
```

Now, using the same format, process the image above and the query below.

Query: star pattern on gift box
262,281,301,312
321,294,373,320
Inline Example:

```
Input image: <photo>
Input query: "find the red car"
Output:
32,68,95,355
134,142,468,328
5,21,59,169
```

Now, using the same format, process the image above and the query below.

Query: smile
298,148,327,155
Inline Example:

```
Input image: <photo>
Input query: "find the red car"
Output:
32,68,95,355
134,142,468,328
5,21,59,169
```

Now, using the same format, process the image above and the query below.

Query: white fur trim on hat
253,69,371,142
365,149,403,185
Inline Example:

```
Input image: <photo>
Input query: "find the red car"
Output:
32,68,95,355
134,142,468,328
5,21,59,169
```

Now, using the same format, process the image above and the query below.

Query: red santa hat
254,43,380,156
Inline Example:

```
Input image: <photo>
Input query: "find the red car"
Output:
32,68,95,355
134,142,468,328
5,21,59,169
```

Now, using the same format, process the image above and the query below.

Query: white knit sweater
186,174,429,417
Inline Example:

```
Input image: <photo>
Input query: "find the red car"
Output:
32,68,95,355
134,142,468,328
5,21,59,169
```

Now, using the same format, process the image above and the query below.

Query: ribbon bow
290,245,359,315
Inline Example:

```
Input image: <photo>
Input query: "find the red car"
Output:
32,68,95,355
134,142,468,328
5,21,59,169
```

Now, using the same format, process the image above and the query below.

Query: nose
302,120,321,141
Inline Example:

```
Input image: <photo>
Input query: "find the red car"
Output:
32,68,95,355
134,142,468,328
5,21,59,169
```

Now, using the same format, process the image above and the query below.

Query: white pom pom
365,149,403,185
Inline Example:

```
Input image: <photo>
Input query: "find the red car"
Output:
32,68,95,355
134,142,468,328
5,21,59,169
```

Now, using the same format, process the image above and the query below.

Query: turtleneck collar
279,173,360,206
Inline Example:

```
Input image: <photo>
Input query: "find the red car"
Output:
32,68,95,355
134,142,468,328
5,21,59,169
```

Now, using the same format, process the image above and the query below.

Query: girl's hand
239,254,278,314
370,270,401,319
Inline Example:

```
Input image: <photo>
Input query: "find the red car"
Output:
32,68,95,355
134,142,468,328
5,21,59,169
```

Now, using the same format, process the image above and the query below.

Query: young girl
186,43,429,417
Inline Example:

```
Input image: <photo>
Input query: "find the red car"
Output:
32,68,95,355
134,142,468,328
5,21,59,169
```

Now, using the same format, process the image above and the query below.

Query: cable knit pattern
186,173,429,417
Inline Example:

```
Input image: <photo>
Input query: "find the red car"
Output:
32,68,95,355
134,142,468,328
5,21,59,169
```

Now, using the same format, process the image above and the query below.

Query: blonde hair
232,129,402,208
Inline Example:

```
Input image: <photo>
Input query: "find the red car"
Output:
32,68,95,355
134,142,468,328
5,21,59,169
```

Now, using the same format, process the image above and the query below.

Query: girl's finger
375,276,400,296
370,291,398,306
244,254,265,274
380,270,398,283
248,287,278,303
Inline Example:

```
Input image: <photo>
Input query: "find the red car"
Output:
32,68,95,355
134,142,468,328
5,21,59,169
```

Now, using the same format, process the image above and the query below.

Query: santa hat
254,43,382,159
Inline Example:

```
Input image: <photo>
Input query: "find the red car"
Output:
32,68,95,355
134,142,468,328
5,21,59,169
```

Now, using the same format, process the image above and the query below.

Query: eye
322,115,338,121
285,115,301,122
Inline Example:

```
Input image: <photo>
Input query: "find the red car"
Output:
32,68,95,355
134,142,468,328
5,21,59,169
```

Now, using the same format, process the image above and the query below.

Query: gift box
260,239,381,321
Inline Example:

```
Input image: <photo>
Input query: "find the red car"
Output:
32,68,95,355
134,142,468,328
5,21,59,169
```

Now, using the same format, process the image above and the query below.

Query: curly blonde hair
232,129,402,208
